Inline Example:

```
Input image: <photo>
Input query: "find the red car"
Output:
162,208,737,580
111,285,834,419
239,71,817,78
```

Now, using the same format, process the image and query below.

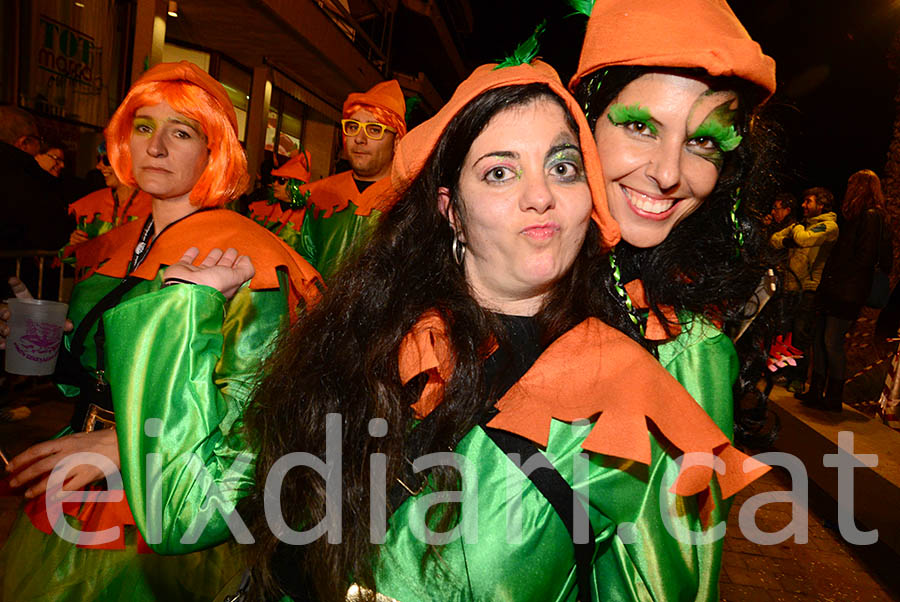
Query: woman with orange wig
0,61,321,600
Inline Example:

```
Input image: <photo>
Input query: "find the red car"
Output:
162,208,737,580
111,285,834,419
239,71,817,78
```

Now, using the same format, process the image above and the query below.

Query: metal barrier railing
0,250,74,302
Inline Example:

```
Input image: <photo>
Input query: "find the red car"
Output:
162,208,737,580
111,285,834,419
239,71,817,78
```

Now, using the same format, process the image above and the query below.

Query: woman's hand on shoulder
163,247,255,300
6,428,120,499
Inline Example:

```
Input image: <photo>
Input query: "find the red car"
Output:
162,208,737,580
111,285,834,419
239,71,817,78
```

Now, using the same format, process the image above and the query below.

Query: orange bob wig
343,101,407,139
106,79,249,208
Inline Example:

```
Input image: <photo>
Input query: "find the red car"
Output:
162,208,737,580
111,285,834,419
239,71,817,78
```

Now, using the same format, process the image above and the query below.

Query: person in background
0,104,70,293
248,150,313,253
810,170,893,411
763,191,799,236
771,187,838,395
59,142,152,261
297,80,407,280
763,192,802,380
35,145,65,177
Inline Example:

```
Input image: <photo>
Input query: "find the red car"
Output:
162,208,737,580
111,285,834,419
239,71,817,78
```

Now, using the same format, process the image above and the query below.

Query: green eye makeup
133,116,156,136
607,103,658,135
550,145,580,163
690,101,742,153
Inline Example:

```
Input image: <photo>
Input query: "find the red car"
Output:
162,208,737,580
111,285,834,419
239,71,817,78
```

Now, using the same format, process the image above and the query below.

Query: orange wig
106,78,249,208
343,102,407,139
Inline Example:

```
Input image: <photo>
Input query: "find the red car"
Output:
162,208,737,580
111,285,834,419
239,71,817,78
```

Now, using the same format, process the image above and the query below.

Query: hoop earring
452,236,466,266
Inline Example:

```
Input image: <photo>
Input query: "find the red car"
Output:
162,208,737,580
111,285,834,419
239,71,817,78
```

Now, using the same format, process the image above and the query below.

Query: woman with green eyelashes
569,0,782,600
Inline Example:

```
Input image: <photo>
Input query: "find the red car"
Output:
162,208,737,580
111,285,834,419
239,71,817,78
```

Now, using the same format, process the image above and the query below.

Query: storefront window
218,59,250,143
265,88,307,165
19,0,124,127
161,42,210,72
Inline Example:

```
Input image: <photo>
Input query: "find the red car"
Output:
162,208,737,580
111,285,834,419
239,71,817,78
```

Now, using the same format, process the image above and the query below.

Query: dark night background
449,0,900,200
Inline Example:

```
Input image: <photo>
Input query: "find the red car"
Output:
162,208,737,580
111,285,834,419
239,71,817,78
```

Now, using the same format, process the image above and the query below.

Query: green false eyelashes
607,103,658,135
690,120,742,152
690,100,742,152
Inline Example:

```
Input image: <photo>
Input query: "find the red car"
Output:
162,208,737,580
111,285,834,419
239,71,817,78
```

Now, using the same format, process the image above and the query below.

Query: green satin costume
367,315,737,602
252,215,304,255
298,201,380,281
265,314,737,602
1,270,291,600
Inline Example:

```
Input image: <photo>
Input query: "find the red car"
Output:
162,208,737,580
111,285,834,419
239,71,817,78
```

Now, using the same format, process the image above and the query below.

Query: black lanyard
127,215,155,274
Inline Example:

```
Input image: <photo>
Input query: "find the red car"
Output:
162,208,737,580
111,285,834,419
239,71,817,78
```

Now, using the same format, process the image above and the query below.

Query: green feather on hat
494,20,547,70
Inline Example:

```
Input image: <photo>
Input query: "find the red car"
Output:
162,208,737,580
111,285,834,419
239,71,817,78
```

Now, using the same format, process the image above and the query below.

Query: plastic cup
4,298,69,376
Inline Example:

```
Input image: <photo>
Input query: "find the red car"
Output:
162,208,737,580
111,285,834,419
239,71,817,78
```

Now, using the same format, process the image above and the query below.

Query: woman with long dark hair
571,0,780,441
240,56,766,602
809,169,893,410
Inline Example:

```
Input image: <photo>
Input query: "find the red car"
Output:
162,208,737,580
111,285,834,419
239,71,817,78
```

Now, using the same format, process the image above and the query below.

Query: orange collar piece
24,487,151,553
74,209,322,319
68,188,152,224
304,171,396,218
398,313,769,520
248,200,306,233
398,310,455,419
623,279,681,341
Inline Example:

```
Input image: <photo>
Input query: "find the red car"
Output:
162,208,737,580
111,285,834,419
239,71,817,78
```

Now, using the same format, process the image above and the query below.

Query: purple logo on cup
13,319,63,363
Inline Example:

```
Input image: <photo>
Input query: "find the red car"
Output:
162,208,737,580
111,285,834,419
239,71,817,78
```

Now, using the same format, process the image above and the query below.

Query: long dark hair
575,66,783,445
242,83,614,601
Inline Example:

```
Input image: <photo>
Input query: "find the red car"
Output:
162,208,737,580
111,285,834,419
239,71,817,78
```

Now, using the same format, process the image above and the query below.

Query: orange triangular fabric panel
74,209,322,319
487,318,768,498
247,200,306,234
398,310,456,419
68,188,153,224
623,279,681,341
304,171,397,218
398,313,769,507
24,488,150,552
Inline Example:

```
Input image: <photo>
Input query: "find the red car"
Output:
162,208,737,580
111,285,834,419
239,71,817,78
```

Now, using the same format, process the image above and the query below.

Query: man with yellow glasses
297,80,407,280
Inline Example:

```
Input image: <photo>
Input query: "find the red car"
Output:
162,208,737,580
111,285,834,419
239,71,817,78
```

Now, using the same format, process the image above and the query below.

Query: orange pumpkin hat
391,60,621,249
569,0,776,103
272,150,312,183
343,79,408,138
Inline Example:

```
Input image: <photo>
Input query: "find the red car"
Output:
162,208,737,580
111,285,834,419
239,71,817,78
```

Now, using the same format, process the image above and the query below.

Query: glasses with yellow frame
341,119,396,141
